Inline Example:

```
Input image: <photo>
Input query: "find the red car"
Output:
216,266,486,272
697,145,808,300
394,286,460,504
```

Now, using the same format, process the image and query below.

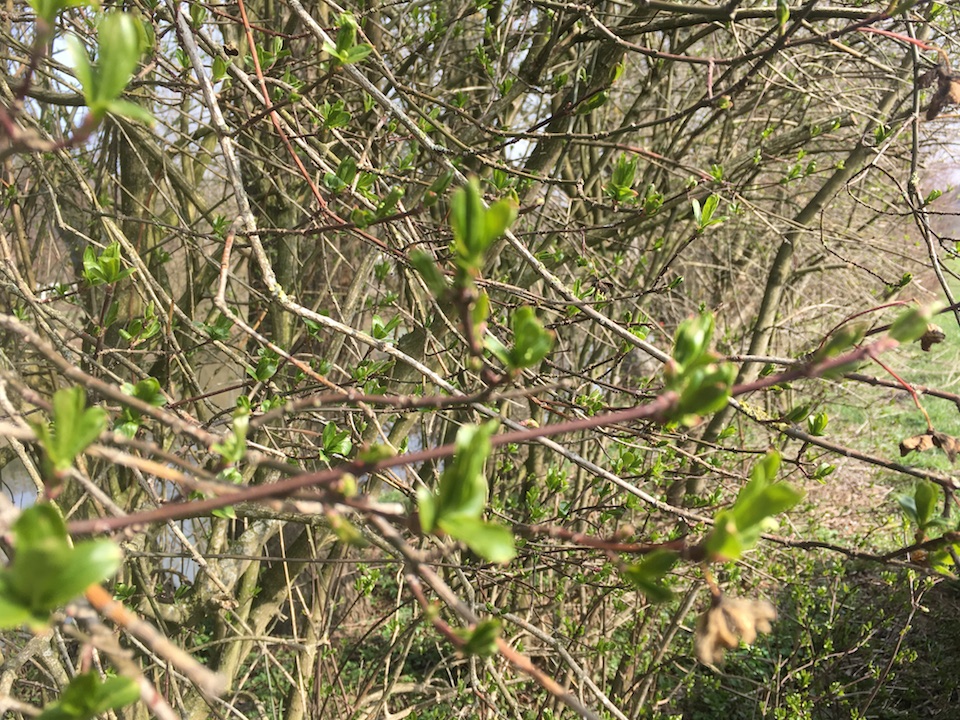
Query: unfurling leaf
31,386,108,476
704,451,802,561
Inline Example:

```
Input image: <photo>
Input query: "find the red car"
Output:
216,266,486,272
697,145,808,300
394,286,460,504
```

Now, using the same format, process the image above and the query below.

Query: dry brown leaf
920,324,945,351
924,65,960,120
694,597,777,666
932,432,960,463
900,433,935,456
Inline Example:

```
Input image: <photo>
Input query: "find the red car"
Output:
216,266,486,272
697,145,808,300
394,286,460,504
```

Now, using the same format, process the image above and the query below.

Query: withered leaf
899,432,960,463
923,64,960,120
920,324,945,351
932,432,960,463
900,433,935,457
694,597,777,666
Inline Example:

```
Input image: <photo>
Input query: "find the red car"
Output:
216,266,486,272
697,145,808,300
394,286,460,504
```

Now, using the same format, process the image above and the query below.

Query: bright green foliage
116,377,166,437
605,155,638,203
118,302,161,346
812,323,867,362
32,386,107,475
486,307,555,372
776,0,790,35
423,169,455,207
246,348,279,382
576,90,609,114
323,156,357,193
0,505,122,630
705,451,803,561
409,250,449,297
897,480,947,533
691,194,726,232
888,305,935,344
67,11,152,122
454,618,502,656
806,412,828,436
664,313,738,425
417,420,516,562
450,178,517,278
319,421,353,462
642,183,664,215
622,550,678,602
674,362,738,422
323,13,373,66
37,671,139,720
212,409,249,464
670,313,716,375
28,0,89,25
82,242,136,286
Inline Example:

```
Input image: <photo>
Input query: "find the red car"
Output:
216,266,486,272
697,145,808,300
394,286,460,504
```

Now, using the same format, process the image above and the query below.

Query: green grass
828,298,960,476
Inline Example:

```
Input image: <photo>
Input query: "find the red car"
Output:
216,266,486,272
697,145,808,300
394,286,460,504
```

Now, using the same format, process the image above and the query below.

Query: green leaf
435,420,499,521
335,156,357,184
914,480,939,528
807,412,828,436
896,493,919,526
454,618,502,656
417,486,438,533
732,482,803,531
622,550,678,602
34,540,123,608
409,251,449,297
37,672,140,720
66,35,94,104
705,509,744,561
705,452,802,561
0,584,34,630
508,307,554,369
32,386,108,473
106,98,154,125
812,323,867,362
0,505,122,627
439,516,516,562
29,0,90,25
484,334,512,367
344,44,373,64
575,90,608,114
889,305,934,344
450,179,517,274
472,292,490,336
212,410,249,463
776,0,790,34
334,12,358,53
671,313,714,374
92,12,146,113
482,200,517,247
121,377,166,410
674,362,736,421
